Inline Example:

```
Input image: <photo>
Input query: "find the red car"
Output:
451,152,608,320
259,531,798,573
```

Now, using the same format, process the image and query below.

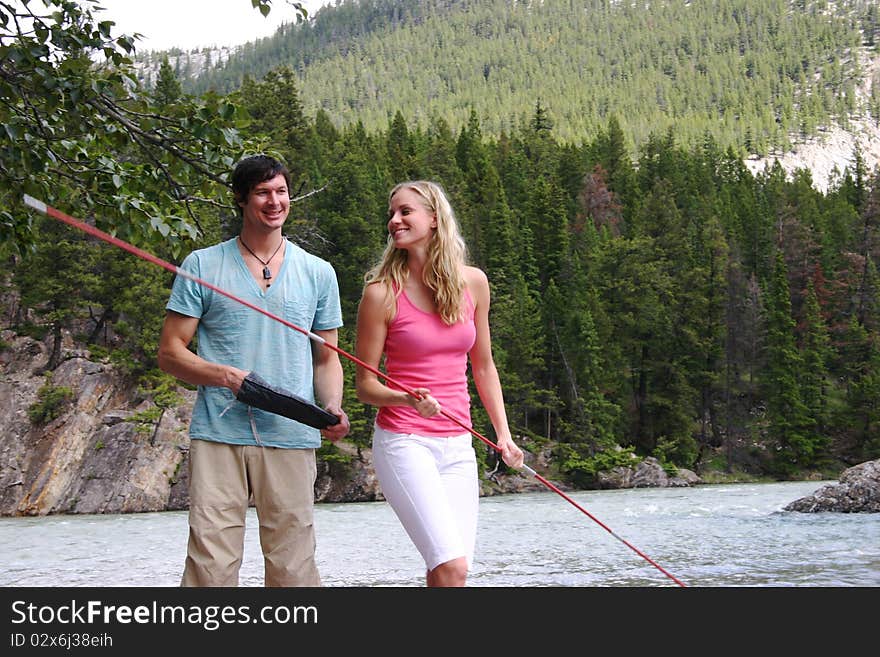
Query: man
158,154,350,587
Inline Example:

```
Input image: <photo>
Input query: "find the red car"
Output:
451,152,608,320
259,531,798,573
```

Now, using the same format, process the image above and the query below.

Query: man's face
240,173,290,231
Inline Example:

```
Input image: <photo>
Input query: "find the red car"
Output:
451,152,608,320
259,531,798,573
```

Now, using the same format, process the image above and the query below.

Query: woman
355,180,524,587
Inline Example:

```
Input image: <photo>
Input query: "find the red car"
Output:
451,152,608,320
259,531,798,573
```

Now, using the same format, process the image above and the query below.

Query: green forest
2,0,879,487
144,0,880,155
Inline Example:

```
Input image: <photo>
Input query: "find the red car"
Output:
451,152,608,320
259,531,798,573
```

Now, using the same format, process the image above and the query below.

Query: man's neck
239,227,283,253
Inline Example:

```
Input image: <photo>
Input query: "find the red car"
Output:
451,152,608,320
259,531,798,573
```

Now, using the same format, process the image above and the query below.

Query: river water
2,480,878,587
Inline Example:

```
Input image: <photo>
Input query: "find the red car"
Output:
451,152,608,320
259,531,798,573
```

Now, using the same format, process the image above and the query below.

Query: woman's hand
497,435,524,470
409,388,442,418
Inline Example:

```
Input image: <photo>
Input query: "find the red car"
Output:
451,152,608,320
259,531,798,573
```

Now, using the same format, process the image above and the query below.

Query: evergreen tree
525,176,569,290
836,315,880,461
421,115,462,190
153,56,183,107
234,67,309,186
386,110,416,182
13,217,100,373
759,251,814,474
488,273,551,438
590,115,638,228
454,110,505,268
690,213,730,458
799,278,833,462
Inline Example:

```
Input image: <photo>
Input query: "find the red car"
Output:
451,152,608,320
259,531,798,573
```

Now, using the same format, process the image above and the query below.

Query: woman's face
387,187,436,250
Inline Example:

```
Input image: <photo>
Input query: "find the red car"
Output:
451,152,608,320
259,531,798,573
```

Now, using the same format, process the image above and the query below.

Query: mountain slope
746,50,880,192
134,0,880,189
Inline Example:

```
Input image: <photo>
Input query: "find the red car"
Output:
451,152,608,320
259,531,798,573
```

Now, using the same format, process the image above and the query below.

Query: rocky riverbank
784,459,880,513
0,327,711,517
2,327,877,517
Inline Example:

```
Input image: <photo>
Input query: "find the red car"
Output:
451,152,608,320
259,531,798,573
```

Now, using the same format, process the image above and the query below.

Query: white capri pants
372,424,479,572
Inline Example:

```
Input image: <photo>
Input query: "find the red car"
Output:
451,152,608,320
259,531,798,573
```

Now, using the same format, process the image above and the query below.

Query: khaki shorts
181,438,320,587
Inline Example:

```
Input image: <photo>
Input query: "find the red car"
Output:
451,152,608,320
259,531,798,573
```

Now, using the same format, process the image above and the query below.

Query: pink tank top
376,287,476,436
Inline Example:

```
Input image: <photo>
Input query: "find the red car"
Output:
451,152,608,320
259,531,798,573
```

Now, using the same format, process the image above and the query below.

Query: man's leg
248,446,321,587
181,439,249,587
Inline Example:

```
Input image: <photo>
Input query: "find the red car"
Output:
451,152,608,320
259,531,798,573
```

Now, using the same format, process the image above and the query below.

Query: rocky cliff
1,324,710,517
0,326,544,516
0,330,194,516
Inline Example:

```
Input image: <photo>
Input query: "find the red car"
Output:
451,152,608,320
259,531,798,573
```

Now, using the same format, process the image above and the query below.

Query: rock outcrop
0,329,386,516
596,456,702,489
0,331,193,516
314,440,383,503
1,328,702,518
784,459,880,513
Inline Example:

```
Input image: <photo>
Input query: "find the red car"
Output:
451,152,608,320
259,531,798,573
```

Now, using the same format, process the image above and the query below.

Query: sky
91,0,331,52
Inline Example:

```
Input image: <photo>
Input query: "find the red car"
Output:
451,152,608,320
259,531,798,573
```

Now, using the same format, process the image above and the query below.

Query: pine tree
488,272,550,438
153,56,183,107
525,176,569,290
13,217,101,373
837,315,880,461
386,110,416,182
421,115,461,190
234,66,309,185
759,251,814,474
798,278,833,462
590,115,638,228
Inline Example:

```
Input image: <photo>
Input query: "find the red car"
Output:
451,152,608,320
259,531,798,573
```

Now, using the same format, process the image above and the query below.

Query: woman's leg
437,434,479,575
426,557,469,587
372,426,470,584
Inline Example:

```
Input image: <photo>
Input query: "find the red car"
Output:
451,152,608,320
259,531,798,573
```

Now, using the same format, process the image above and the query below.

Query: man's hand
225,366,250,396
321,406,350,443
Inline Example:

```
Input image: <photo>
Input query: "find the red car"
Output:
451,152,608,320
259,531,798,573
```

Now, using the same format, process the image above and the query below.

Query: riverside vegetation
1,1,879,510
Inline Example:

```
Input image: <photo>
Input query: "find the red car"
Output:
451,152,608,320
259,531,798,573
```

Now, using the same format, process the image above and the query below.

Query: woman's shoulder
359,280,396,323
360,280,394,310
362,279,392,298
463,266,489,290
463,266,489,310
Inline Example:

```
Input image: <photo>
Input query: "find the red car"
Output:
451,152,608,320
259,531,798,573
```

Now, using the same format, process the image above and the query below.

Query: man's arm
157,310,248,394
311,327,350,442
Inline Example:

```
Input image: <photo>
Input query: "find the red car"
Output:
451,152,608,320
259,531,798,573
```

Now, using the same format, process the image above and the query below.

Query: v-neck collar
230,236,288,298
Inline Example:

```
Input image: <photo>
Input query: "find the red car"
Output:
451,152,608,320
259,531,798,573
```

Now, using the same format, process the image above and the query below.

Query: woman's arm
466,267,524,469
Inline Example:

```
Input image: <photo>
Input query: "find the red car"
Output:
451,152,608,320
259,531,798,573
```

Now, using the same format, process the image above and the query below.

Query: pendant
262,265,272,280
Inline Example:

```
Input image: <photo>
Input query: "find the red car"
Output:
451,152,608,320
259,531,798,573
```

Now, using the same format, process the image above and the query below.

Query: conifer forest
2,0,879,484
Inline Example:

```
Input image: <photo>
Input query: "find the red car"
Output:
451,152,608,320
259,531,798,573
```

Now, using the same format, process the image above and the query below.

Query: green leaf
150,216,171,237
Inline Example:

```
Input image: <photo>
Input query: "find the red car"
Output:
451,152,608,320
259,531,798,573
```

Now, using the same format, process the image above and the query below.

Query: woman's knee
427,557,468,587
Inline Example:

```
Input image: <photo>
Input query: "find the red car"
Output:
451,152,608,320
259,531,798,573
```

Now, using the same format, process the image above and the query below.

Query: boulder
784,459,880,513
597,456,703,489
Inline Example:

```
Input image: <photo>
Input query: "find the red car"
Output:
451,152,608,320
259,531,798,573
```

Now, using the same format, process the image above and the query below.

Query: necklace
239,236,284,282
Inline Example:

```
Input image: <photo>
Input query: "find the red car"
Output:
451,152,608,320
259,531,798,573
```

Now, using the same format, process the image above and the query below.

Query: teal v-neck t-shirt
166,237,343,448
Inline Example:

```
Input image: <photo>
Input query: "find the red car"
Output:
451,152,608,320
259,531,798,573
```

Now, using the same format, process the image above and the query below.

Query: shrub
28,372,74,425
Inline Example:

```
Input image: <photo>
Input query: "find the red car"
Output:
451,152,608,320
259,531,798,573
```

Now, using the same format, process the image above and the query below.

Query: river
2,480,878,587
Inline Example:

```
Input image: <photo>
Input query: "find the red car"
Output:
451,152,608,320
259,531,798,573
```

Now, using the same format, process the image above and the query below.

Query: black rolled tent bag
235,371,339,430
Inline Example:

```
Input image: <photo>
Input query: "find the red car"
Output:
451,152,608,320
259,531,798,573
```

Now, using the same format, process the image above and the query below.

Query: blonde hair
364,180,468,324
